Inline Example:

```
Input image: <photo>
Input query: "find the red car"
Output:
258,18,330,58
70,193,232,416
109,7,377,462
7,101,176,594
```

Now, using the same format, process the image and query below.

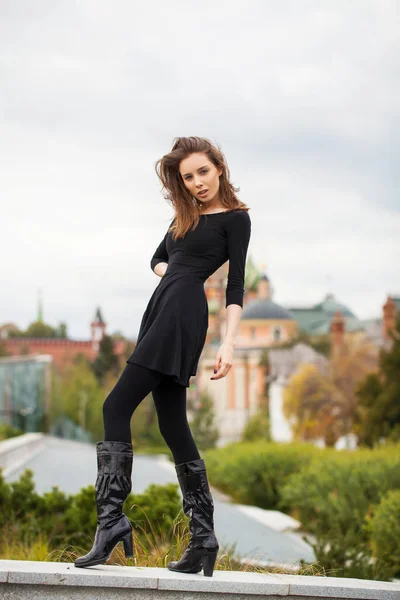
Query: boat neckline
199,209,232,216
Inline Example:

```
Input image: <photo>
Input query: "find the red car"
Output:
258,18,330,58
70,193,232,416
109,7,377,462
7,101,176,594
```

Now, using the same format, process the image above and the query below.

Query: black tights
102,362,201,465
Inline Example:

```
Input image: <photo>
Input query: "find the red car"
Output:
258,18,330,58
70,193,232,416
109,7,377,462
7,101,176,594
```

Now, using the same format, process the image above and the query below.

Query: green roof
312,293,356,318
288,294,362,335
307,316,365,335
289,309,326,332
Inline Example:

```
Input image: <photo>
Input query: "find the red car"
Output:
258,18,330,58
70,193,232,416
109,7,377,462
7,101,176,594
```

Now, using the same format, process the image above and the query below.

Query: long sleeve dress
126,208,251,387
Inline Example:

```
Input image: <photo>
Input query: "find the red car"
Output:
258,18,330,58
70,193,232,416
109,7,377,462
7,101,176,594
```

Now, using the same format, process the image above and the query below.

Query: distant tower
91,307,107,352
37,289,43,323
257,263,274,300
257,268,271,300
330,311,345,358
383,296,397,342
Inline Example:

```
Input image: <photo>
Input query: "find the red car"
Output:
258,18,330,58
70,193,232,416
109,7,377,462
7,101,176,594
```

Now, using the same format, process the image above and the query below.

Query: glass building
0,355,52,432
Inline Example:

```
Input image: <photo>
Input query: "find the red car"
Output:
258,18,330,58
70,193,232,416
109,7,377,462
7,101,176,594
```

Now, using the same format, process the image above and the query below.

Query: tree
55,322,68,338
130,393,167,449
283,336,378,446
275,330,331,357
110,330,127,340
329,335,378,440
91,334,120,384
189,391,219,450
240,350,272,442
354,315,400,447
7,320,68,338
283,363,337,445
51,355,105,441
259,349,270,398
25,321,57,338
241,409,271,442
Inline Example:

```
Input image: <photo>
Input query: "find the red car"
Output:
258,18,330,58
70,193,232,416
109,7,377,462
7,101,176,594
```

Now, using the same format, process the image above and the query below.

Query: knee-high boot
74,441,134,568
167,458,219,577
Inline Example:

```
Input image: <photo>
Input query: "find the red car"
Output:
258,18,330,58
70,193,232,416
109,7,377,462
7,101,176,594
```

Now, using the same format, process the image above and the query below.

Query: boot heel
122,531,134,558
203,549,217,577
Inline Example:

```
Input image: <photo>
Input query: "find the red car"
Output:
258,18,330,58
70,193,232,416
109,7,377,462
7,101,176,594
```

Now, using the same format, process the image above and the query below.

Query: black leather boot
167,458,219,577
74,441,134,568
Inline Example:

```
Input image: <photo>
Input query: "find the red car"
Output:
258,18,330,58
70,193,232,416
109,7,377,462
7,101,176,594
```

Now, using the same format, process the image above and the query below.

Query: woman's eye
185,170,208,180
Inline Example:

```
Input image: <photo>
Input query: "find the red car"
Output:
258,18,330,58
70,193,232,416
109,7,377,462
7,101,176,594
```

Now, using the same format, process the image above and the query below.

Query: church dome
313,293,356,318
242,298,296,321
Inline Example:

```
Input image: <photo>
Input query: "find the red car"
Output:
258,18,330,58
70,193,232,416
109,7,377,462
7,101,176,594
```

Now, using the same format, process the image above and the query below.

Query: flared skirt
126,273,208,387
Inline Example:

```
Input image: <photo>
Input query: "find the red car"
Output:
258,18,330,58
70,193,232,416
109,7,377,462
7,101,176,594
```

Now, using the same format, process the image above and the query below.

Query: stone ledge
0,560,399,600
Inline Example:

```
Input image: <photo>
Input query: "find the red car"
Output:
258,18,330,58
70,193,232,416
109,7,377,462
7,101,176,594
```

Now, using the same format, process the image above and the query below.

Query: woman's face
179,152,223,206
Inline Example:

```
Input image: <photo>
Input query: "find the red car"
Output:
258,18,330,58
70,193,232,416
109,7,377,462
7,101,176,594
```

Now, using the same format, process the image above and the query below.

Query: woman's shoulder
226,208,251,225
228,206,250,216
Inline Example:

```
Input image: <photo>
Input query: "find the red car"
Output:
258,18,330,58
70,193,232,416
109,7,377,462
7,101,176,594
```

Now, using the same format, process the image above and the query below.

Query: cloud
0,0,398,338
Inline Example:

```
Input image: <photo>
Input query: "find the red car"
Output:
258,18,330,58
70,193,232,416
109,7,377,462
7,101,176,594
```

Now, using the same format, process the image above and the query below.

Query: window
272,326,282,342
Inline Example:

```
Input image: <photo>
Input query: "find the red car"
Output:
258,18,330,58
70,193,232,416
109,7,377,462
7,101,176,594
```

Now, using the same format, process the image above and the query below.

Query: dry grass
0,510,325,576
0,530,51,562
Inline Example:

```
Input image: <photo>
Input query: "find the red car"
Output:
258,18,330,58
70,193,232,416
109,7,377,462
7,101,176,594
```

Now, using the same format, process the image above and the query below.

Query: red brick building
1,308,129,373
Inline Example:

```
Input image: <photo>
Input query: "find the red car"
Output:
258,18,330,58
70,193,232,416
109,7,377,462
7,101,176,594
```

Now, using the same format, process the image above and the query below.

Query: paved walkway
5,436,315,569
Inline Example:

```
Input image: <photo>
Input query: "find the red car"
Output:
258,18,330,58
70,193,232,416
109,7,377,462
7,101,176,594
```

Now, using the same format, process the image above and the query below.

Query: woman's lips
198,190,208,197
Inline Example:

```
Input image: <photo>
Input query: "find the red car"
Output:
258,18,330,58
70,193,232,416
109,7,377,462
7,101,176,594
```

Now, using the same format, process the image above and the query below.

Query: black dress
126,208,251,387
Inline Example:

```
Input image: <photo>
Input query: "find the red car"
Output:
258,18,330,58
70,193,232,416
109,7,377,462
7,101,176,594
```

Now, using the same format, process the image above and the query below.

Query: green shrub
125,483,181,544
204,440,400,581
0,424,23,441
0,467,182,555
204,440,320,509
280,443,400,580
281,445,400,534
367,489,400,580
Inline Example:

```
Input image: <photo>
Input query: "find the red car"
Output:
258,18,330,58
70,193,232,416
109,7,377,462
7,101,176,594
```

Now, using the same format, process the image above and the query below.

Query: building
1,308,129,373
0,354,52,433
195,256,300,445
267,342,329,443
193,250,400,446
286,292,363,335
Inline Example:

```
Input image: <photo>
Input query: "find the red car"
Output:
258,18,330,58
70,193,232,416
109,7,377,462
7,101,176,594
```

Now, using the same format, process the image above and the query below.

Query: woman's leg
151,377,201,464
76,362,161,568
153,377,218,576
102,362,164,442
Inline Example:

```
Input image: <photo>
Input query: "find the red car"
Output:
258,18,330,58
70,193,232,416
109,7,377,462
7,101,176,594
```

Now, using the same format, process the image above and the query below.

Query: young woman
74,136,251,577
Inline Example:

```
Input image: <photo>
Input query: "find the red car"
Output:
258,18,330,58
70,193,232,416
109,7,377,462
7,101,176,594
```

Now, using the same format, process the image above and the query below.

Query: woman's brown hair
154,136,250,240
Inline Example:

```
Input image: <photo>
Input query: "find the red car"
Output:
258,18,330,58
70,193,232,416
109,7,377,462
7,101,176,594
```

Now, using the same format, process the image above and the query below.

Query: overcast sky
1,1,399,340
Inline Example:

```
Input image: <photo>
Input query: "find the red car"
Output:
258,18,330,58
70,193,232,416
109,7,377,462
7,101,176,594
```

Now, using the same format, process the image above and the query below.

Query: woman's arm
224,209,251,347
223,304,242,347
211,210,251,380
150,232,168,274
225,210,251,310
150,219,174,277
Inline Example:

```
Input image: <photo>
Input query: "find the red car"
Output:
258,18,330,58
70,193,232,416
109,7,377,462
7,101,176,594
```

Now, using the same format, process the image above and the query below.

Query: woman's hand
154,262,168,278
210,342,234,380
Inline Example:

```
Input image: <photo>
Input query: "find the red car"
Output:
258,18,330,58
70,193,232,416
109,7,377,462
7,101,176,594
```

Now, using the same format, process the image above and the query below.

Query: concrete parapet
0,433,46,477
0,560,399,600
